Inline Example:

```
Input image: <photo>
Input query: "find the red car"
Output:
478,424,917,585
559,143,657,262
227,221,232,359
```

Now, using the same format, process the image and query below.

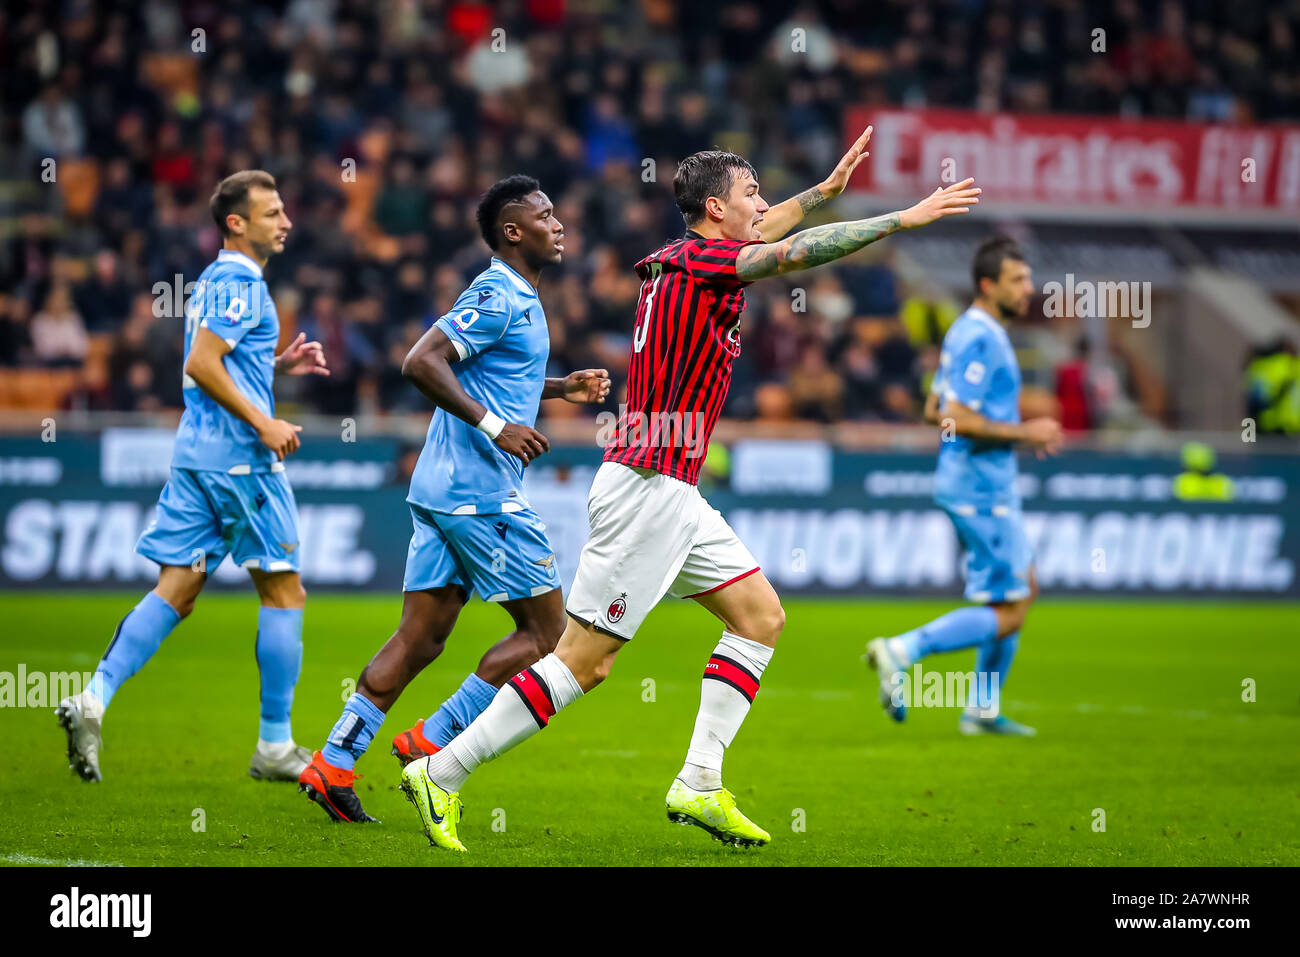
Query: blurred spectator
752,295,804,380
0,294,34,367
22,84,86,158
63,359,115,412
787,342,844,422
879,382,916,422
29,285,89,367
839,333,881,419
374,157,429,238
754,382,796,423
76,250,133,333
2,0,1279,427
1244,338,1300,435
298,292,378,415
1055,339,1096,432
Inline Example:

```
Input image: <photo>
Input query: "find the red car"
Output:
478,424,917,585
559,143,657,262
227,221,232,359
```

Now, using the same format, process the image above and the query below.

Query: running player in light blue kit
866,237,1062,735
57,170,329,783
298,175,610,823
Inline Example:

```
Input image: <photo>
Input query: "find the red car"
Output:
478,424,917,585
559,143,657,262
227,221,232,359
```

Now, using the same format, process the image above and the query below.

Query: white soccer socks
425,652,584,792
680,631,773,791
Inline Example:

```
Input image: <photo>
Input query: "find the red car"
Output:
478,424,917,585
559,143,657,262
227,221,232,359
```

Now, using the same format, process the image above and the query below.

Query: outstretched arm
736,178,981,281
756,127,874,242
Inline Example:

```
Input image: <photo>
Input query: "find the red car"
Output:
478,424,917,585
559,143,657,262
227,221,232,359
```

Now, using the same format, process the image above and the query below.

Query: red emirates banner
844,107,1300,218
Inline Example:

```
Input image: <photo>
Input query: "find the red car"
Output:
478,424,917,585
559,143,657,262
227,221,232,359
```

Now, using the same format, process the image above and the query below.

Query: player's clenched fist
495,423,550,465
562,369,611,404
899,178,982,229
258,417,303,459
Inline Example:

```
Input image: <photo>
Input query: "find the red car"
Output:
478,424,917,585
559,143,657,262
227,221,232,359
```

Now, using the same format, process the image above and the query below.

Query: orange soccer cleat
390,719,440,767
298,750,379,823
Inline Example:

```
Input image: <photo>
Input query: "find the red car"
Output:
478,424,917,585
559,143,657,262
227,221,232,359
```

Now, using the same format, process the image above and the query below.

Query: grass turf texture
2,593,1296,867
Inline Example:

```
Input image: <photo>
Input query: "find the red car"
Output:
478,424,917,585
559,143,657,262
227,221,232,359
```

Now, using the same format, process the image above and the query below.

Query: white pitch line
2,853,122,867
1003,700,1261,721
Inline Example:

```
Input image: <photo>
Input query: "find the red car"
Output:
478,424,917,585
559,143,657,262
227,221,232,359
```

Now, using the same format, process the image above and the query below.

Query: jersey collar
490,257,538,298
218,248,264,279
967,304,1006,334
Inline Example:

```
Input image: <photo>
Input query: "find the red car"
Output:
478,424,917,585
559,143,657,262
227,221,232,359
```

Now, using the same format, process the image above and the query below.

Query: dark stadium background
1,0,1296,595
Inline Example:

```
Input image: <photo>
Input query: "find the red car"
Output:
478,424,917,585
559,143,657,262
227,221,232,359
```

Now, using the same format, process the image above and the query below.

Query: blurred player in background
400,132,983,852
57,171,329,782
866,237,1062,735
297,175,610,823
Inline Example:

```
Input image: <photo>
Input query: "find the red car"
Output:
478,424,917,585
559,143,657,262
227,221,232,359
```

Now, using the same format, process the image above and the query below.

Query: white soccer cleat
56,694,104,783
864,637,911,722
959,710,1037,737
249,741,313,781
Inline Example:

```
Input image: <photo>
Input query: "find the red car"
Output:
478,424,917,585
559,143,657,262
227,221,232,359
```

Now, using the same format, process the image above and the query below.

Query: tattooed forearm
736,213,902,280
795,186,828,215
785,213,901,268
755,186,831,242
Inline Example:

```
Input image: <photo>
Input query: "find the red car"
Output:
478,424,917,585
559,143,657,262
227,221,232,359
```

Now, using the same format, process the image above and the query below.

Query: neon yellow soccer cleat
398,758,466,852
665,778,771,848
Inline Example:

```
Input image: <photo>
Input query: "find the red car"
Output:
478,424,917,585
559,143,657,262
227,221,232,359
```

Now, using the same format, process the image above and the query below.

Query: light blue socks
323,692,386,770
255,607,304,743
424,672,499,747
89,591,182,706
898,605,999,662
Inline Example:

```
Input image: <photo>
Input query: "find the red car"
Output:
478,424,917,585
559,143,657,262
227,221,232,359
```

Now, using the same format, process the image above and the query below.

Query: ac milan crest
607,593,627,623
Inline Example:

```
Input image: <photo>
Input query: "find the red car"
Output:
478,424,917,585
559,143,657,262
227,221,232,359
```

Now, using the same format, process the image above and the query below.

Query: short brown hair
210,170,277,237
972,236,1026,290
673,150,756,228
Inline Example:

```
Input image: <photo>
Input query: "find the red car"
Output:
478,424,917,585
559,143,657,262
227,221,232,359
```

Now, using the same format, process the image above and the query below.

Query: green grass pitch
1,593,1296,866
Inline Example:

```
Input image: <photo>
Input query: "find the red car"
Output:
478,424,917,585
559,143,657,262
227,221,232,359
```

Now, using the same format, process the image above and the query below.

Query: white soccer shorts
565,461,761,640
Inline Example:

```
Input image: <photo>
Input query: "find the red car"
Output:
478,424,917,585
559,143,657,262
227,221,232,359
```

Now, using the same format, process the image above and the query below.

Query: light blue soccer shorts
136,467,301,573
940,501,1033,604
403,502,560,601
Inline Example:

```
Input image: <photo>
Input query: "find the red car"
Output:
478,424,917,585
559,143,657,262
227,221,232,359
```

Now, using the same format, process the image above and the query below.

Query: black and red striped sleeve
680,238,762,289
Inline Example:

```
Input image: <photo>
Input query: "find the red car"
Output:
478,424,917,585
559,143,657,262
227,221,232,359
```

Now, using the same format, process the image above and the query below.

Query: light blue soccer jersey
407,257,550,515
173,249,279,473
931,305,1022,508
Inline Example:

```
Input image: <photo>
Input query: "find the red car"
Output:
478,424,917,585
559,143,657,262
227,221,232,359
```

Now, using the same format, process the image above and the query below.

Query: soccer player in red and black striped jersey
603,234,755,483
400,128,982,851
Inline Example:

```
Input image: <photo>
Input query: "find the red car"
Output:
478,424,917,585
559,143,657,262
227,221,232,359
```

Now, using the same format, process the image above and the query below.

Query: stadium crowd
2,0,1297,428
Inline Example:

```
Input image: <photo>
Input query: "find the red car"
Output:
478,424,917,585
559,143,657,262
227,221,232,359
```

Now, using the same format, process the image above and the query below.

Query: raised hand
275,332,330,376
820,126,873,199
899,178,982,229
